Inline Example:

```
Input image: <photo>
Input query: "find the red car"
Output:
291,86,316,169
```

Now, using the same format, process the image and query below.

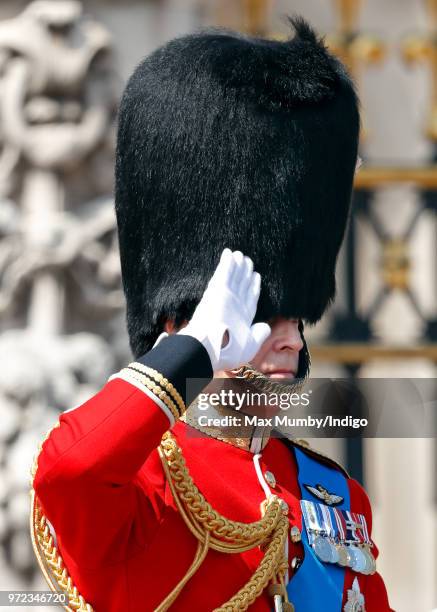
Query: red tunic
34,375,394,611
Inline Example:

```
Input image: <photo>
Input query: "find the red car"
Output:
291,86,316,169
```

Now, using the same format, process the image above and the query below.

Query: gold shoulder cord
29,422,93,612
30,426,292,612
157,432,291,612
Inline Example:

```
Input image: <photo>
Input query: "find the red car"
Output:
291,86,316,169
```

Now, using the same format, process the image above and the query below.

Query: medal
363,545,376,575
357,515,376,575
302,501,335,563
313,535,335,563
359,546,373,575
300,500,320,545
314,503,339,563
329,543,340,564
333,508,350,565
348,544,367,573
336,543,351,567
320,504,339,563
355,514,377,575
344,511,369,574
307,502,331,562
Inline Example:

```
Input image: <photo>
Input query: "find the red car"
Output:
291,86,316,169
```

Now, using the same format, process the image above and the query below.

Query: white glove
178,248,271,371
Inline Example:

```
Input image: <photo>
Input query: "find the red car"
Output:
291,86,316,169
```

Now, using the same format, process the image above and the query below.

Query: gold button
290,525,301,543
279,499,289,514
264,471,276,488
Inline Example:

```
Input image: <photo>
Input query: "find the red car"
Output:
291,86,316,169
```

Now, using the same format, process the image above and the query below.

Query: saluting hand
178,248,271,372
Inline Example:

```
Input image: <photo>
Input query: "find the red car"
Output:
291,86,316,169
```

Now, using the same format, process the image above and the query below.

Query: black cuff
136,335,213,406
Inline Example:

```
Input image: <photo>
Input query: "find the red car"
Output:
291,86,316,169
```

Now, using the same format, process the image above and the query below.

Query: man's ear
164,319,177,334
150,319,174,348
163,319,189,334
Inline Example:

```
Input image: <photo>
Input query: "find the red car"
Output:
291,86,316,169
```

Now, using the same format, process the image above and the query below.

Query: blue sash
286,447,350,612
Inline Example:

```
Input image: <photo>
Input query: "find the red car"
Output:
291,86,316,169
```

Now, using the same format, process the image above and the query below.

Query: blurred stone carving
0,1,123,584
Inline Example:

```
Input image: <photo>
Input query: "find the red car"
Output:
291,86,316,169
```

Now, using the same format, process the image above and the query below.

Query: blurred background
0,0,435,611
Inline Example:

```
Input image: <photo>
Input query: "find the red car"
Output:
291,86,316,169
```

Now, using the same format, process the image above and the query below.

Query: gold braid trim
127,362,186,415
157,431,291,612
119,368,180,420
30,491,93,612
29,422,93,612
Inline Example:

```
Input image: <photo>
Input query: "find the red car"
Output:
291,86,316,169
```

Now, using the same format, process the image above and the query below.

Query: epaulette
285,437,350,479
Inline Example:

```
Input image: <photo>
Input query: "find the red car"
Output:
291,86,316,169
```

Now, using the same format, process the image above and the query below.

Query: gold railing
355,166,437,189
310,343,437,363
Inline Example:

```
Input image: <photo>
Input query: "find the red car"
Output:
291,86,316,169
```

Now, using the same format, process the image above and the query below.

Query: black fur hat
115,17,360,358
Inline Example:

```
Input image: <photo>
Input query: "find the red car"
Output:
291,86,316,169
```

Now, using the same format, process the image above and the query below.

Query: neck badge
344,577,366,611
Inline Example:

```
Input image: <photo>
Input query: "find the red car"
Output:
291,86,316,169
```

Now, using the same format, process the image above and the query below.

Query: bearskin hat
115,17,360,358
